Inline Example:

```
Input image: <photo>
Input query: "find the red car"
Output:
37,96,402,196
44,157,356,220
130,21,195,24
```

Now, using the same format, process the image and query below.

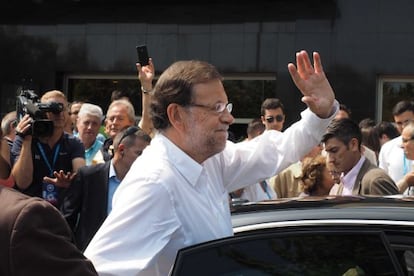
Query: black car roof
231,196,414,229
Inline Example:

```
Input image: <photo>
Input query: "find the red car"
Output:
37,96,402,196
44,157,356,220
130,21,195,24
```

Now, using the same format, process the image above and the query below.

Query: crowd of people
0,50,413,275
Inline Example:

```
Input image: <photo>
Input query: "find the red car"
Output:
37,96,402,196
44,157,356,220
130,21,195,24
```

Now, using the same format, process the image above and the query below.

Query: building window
377,77,414,122
65,74,277,141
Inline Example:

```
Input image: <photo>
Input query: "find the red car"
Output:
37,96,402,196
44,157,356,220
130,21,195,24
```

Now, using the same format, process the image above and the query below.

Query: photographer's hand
15,114,32,139
43,170,77,189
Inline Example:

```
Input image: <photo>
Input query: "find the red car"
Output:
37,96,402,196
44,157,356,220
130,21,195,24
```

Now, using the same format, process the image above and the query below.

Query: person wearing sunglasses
61,126,151,251
85,51,339,275
260,98,286,131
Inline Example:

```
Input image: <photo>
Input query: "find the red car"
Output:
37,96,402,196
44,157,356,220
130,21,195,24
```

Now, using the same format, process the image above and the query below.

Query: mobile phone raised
136,45,149,66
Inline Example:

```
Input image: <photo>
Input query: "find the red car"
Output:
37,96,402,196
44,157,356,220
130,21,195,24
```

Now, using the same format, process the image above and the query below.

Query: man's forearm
397,179,409,193
138,92,154,138
12,139,34,190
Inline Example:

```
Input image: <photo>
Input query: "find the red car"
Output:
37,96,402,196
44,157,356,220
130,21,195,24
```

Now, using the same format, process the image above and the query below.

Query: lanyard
37,142,61,177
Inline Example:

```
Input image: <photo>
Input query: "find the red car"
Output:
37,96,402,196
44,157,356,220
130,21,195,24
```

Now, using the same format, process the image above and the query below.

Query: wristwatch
141,86,152,94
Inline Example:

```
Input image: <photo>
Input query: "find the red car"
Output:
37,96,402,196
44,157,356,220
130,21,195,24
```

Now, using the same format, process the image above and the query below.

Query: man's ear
349,138,360,152
117,144,125,155
167,103,187,131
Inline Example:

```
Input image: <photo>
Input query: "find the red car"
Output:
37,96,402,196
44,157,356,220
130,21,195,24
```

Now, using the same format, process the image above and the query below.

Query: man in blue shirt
61,126,151,251
12,90,85,208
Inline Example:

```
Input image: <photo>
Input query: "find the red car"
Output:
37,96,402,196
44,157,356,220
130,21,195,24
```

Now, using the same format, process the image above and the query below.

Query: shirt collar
85,138,103,152
109,159,118,179
342,155,366,194
156,133,203,187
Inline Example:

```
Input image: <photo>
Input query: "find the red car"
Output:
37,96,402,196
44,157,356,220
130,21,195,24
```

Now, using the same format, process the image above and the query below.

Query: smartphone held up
136,45,149,66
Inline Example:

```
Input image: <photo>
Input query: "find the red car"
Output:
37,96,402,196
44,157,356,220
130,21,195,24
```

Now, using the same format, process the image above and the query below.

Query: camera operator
11,90,86,208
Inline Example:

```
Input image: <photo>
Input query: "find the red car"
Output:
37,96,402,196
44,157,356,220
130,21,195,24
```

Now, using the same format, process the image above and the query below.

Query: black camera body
16,89,64,137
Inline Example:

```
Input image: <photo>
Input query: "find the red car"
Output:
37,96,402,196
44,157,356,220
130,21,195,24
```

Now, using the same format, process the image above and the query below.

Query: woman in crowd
300,155,335,196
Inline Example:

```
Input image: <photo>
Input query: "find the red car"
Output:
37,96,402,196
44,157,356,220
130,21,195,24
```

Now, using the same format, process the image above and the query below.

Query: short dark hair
339,104,352,118
151,60,223,130
113,126,151,150
260,98,285,116
358,118,375,129
375,121,399,140
111,90,130,102
246,118,265,137
392,100,414,116
322,118,362,149
359,118,380,153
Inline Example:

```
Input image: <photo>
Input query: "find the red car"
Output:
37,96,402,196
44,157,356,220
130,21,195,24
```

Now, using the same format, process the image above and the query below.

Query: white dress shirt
379,136,412,192
240,180,277,201
84,106,337,276
341,155,366,196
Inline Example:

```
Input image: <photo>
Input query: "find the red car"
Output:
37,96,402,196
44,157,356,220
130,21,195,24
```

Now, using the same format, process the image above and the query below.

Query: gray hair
1,111,17,135
404,121,414,138
78,103,104,122
107,99,136,124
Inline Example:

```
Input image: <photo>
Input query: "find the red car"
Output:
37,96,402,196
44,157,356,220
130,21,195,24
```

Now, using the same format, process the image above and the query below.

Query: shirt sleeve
221,104,338,193
84,179,181,275
68,135,86,159
10,135,24,166
378,140,390,171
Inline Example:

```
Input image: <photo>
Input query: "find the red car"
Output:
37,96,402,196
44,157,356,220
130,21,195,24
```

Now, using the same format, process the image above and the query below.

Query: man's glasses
265,115,284,123
119,126,139,144
188,102,233,114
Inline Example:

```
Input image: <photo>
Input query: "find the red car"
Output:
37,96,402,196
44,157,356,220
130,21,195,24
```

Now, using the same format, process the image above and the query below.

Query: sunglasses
119,126,139,144
265,115,284,123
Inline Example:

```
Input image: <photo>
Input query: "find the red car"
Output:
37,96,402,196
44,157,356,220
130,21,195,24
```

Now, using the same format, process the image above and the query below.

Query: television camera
16,89,64,137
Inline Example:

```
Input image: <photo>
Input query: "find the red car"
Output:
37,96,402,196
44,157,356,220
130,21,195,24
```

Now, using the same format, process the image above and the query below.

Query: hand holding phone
136,45,149,66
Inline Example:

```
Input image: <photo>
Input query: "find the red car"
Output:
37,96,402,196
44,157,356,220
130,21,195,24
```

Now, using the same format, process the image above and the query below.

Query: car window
392,246,414,275
171,231,401,276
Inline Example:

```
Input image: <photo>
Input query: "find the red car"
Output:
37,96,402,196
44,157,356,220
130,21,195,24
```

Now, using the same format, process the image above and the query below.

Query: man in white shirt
85,51,338,275
230,118,277,202
379,100,414,189
324,118,399,196
396,121,414,194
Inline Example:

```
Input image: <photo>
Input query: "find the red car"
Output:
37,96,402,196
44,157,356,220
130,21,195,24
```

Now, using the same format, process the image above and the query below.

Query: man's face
334,110,350,120
70,103,83,126
261,108,285,131
394,111,414,134
44,97,66,130
105,105,135,139
77,114,101,148
120,138,150,168
401,127,414,160
324,137,359,175
181,79,234,162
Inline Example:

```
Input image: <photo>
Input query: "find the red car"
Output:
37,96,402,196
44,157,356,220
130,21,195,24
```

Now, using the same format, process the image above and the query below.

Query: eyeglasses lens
266,115,283,123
